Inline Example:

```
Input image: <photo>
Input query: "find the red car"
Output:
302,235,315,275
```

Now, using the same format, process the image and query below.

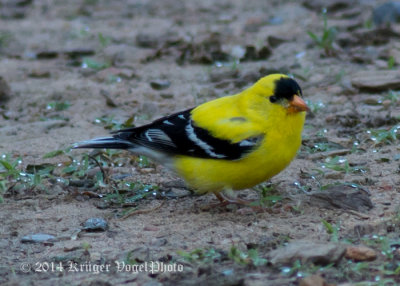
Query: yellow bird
74,74,309,206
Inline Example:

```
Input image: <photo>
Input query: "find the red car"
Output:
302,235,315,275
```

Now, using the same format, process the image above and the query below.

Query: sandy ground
1,0,400,285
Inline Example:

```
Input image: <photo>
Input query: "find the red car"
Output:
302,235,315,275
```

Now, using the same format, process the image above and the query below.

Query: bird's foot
207,192,265,212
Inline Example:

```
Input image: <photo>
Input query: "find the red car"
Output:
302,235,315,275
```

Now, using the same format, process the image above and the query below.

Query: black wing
113,108,264,160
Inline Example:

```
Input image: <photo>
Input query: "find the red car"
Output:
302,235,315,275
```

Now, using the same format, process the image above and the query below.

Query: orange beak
288,95,309,113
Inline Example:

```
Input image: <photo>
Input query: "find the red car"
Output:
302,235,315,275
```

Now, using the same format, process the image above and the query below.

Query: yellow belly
173,132,302,193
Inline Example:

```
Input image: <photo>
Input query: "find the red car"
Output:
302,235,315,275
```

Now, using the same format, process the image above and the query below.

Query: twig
88,154,109,184
80,190,103,198
119,201,165,220
345,209,370,219
308,149,351,160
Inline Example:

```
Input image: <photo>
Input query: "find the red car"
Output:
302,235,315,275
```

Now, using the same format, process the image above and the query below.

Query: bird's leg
199,192,228,210
214,192,227,202
212,191,264,211
210,192,230,207
216,192,253,205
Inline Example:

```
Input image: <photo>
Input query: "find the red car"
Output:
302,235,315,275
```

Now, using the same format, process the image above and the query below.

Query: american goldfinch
74,74,309,205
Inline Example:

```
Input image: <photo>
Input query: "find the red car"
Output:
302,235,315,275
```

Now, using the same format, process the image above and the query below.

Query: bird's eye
269,96,278,103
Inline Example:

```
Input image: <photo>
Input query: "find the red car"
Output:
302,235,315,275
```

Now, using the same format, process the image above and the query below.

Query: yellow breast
173,112,305,194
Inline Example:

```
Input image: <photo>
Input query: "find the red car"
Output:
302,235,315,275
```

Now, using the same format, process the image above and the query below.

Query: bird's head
251,74,309,115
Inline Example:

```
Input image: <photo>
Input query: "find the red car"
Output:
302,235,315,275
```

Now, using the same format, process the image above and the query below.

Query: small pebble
299,274,327,286
21,233,57,244
345,245,377,261
150,80,171,90
381,99,392,108
150,238,168,247
230,45,246,59
143,226,159,231
165,187,191,198
83,218,108,232
139,167,155,174
373,1,400,25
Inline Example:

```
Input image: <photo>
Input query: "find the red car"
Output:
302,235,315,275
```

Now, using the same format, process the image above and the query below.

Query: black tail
73,137,134,150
